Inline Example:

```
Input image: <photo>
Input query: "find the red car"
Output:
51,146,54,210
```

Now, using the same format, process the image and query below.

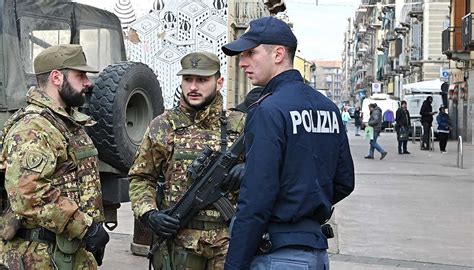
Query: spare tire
87,62,164,171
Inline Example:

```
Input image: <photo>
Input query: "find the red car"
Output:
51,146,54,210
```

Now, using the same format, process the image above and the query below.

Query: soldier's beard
182,88,217,111
59,77,86,108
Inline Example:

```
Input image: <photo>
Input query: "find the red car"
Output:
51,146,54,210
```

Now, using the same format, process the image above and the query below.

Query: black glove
144,210,180,238
222,163,245,192
83,221,109,266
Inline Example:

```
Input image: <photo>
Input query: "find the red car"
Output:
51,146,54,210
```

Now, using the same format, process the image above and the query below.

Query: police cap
222,16,297,56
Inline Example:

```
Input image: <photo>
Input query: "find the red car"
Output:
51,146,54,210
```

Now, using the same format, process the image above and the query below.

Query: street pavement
100,123,474,270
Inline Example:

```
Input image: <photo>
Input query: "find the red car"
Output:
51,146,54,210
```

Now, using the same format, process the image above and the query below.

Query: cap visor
222,38,259,56
177,69,218,76
68,64,99,73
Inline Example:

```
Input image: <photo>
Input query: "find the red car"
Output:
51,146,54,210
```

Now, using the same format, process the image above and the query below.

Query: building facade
313,60,343,104
441,0,474,143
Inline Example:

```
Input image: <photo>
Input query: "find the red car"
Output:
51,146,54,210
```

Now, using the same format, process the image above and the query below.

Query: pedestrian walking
0,44,109,269
365,103,388,160
436,105,452,153
354,106,362,136
341,107,351,132
128,51,246,270
395,100,411,154
420,96,437,150
222,16,355,270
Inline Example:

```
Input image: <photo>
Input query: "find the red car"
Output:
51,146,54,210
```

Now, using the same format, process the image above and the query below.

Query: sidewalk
332,128,473,270
100,126,474,270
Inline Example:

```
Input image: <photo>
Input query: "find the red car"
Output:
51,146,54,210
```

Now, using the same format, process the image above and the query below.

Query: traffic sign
440,68,449,80
372,82,381,93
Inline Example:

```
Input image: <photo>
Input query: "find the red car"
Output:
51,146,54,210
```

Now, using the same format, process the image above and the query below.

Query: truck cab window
80,28,123,72
19,17,71,74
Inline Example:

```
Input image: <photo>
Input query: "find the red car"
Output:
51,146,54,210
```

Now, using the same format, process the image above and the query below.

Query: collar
175,93,224,128
261,69,303,95
26,87,94,126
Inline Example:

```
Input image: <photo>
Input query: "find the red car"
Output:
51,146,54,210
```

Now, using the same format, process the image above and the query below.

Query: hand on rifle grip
222,163,245,192
143,210,180,238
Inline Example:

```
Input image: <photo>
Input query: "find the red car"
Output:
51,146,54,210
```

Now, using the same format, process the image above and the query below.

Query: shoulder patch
21,150,48,173
248,93,272,111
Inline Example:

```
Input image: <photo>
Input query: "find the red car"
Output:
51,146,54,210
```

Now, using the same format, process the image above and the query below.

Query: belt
16,228,56,243
184,220,227,231
285,245,316,252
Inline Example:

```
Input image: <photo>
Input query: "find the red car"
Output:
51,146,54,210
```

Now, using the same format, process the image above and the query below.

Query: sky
285,0,361,61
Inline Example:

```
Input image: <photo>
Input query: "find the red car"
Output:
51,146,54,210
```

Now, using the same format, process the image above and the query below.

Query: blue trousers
250,248,329,270
368,132,385,157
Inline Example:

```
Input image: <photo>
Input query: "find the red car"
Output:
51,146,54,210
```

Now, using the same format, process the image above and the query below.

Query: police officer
128,52,246,269
221,17,355,270
0,44,109,269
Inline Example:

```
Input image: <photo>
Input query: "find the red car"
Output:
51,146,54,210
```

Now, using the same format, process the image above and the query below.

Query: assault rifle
148,133,245,258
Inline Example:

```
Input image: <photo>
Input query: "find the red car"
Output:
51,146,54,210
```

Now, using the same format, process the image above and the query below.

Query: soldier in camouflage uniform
0,44,110,269
129,52,246,270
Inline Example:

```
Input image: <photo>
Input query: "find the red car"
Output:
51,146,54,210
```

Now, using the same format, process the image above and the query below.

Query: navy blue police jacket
224,70,355,270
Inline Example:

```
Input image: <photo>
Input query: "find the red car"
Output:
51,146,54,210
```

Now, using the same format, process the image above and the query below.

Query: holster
52,234,81,270
0,207,20,241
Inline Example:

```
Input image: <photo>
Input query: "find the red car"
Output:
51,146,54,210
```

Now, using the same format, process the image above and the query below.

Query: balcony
442,27,468,60
234,1,270,28
462,13,474,48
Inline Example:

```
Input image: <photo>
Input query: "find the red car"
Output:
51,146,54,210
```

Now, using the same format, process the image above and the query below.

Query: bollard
457,136,464,169
412,122,417,144
430,127,435,151
419,125,424,150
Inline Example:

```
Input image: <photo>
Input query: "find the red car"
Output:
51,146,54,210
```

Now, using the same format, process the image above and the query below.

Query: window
19,17,71,74
80,27,123,71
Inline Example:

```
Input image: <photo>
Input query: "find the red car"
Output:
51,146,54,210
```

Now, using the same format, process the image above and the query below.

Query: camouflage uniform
129,93,245,270
0,87,104,270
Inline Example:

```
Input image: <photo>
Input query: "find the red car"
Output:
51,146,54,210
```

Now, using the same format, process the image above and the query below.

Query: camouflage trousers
152,238,229,270
0,237,97,270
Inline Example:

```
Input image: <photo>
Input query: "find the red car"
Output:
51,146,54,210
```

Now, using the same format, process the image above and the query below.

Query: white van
402,80,444,137
361,94,400,125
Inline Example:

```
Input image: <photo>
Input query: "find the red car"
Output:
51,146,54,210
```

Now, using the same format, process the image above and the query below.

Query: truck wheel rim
126,88,153,145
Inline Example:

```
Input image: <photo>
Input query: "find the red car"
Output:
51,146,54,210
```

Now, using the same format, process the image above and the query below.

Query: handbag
398,127,409,141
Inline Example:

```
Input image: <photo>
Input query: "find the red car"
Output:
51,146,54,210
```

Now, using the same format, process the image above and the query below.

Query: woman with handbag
395,100,411,154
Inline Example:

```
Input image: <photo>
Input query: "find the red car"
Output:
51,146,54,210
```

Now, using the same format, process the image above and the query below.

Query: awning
402,79,443,93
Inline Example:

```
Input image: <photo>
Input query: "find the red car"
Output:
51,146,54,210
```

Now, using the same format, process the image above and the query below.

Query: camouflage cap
177,52,220,76
34,44,99,75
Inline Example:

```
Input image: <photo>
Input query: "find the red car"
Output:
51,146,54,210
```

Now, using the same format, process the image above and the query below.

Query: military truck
0,0,164,230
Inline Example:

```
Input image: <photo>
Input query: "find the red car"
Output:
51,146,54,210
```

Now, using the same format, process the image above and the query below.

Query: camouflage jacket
129,94,245,249
0,87,104,241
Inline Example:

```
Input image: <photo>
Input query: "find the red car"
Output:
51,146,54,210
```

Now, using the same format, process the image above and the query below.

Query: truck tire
87,62,164,171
